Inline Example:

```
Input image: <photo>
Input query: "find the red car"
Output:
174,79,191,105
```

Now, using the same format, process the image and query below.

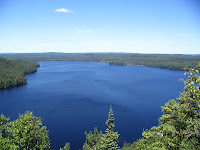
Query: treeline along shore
1,53,200,70
1,53,200,89
0,57,39,89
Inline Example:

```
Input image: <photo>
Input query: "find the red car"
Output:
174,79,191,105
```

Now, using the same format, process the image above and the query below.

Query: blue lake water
0,61,185,149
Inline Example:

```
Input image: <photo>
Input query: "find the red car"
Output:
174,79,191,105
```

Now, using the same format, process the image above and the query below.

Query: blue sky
0,0,199,54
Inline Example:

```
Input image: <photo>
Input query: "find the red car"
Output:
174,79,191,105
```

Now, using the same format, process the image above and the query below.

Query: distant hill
1,53,200,70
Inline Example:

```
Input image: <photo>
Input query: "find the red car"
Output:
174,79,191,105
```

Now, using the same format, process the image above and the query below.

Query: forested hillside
1,53,200,70
0,57,39,89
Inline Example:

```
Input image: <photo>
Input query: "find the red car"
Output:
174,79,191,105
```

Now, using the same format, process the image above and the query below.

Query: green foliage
122,63,200,150
0,57,39,89
98,106,119,150
83,128,103,150
83,106,119,150
60,142,70,150
106,106,115,134
0,114,9,128
0,111,50,150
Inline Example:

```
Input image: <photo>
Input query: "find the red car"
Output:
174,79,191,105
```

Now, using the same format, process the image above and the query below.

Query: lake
0,61,185,149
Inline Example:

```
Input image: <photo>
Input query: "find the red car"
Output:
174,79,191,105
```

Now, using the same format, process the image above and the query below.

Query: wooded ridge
0,57,39,89
1,53,200,70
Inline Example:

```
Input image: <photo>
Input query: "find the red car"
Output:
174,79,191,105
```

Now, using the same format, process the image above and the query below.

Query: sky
0,0,200,54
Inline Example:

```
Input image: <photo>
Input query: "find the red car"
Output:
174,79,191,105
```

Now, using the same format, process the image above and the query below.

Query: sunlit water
0,61,185,149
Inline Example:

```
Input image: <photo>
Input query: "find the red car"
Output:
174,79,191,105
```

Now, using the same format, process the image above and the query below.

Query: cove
0,61,185,149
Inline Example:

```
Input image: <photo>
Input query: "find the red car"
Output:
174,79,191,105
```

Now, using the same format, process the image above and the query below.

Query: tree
98,106,119,150
60,142,70,150
0,114,10,149
83,128,103,150
83,106,119,150
122,63,200,150
0,111,50,150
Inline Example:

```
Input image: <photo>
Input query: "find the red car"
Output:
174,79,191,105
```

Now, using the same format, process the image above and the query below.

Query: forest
0,63,200,149
0,57,39,89
1,53,200,70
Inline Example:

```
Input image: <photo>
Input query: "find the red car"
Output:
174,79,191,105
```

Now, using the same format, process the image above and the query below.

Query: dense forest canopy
0,57,39,89
1,53,200,70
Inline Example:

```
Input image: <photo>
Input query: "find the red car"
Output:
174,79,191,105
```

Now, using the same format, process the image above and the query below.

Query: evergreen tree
83,106,119,150
83,127,103,150
106,106,115,134
99,106,119,150
60,142,70,150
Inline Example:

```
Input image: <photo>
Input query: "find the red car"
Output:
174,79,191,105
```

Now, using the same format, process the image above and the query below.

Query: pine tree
83,106,120,150
83,127,103,150
106,106,115,134
99,105,119,150
60,142,70,150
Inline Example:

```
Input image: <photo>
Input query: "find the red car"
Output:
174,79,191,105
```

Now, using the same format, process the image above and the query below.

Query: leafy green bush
0,112,50,150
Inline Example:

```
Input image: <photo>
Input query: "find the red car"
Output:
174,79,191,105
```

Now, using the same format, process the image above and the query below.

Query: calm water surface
0,61,185,149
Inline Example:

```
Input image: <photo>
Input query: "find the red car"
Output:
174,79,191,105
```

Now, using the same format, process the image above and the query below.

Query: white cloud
175,33,192,36
77,29,92,33
54,8,75,13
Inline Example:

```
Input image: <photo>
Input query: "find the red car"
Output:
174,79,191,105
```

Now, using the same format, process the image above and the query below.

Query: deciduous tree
0,111,50,150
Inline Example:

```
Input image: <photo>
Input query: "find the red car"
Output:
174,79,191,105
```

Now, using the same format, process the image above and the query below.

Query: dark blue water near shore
0,61,185,149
